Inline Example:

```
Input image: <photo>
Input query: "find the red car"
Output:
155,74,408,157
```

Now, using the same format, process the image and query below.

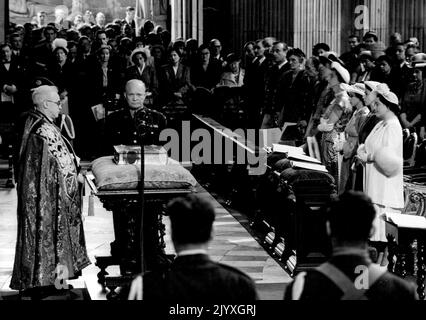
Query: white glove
356,144,368,163
318,118,334,132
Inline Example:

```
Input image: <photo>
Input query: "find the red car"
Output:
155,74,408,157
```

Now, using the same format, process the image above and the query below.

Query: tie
102,66,108,87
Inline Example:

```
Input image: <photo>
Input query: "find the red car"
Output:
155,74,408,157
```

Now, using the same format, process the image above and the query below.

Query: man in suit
33,25,57,69
276,48,311,140
122,6,136,35
392,42,411,99
340,35,361,75
1,42,25,187
244,39,271,128
128,194,258,301
261,41,291,129
36,11,47,29
284,191,418,300
95,12,106,29
9,33,28,66
1,43,24,121
209,38,225,66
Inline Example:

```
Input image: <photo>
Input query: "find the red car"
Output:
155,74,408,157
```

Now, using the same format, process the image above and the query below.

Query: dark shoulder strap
315,262,386,300
316,263,357,296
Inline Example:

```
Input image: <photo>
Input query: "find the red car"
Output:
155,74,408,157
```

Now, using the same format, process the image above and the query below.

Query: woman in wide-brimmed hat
218,53,245,87
339,83,370,192
318,58,352,190
125,47,159,108
357,84,404,265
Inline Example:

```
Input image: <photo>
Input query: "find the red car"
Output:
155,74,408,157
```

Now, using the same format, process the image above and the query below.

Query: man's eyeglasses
46,99,61,107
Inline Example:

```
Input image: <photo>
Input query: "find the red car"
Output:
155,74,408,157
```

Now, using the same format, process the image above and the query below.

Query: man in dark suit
209,38,225,66
33,25,57,69
261,41,291,128
1,43,25,121
128,194,258,301
121,6,136,35
244,39,271,128
9,33,30,67
284,191,418,300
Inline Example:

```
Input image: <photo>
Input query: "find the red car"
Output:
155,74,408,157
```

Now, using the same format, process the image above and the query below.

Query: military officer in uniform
104,79,168,273
105,79,166,153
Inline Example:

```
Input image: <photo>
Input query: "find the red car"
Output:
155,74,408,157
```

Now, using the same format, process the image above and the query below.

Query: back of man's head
327,191,376,244
167,194,216,246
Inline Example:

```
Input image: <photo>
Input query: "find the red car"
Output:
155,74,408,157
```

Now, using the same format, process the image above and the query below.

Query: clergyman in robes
10,85,90,294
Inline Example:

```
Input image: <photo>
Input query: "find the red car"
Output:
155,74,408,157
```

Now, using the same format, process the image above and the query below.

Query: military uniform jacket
105,107,167,153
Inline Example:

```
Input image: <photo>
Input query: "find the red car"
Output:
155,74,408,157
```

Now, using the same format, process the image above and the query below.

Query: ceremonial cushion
91,156,197,191
280,168,337,201
280,168,335,186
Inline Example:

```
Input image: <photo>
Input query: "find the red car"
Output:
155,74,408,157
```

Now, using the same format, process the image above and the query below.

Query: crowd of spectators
1,8,425,171
1,6,424,301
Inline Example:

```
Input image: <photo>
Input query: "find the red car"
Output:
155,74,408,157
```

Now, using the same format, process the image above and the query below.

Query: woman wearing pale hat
351,81,384,191
339,83,370,192
356,51,375,83
358,81,384,143
318,60,352,190
218,53,245,87
357,84,404,265
125,47,159,108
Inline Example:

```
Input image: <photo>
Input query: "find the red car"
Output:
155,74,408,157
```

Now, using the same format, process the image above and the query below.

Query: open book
272,143,322,164
91,104,105,121
385,213,426,230
272,144,306,155
287,153,322,164
291,161,328,173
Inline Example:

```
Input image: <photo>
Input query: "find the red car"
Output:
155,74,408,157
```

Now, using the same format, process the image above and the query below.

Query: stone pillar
71,0,84,16
171,0,203,42
1,0,7,43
